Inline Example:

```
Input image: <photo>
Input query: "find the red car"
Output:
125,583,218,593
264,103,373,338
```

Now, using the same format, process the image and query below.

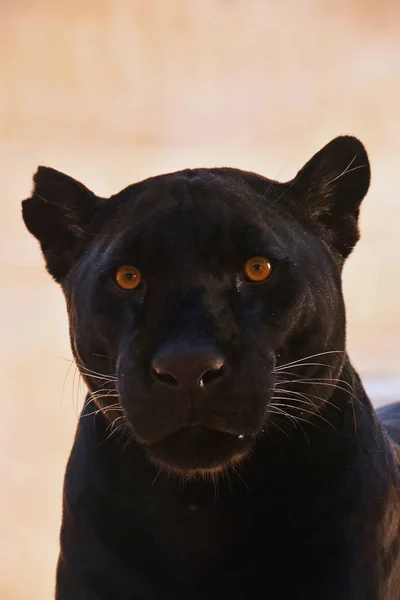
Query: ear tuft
22,167,99,281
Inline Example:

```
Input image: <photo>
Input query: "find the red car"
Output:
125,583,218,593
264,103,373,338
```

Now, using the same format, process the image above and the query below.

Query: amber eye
115,265,142,290
244,257,272,283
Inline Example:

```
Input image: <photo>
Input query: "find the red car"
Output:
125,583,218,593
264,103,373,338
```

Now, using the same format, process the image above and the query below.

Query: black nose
152,351,226,390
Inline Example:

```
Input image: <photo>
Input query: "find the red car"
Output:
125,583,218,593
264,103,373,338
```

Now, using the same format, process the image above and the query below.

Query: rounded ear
22,167,100,282
292,136,371,259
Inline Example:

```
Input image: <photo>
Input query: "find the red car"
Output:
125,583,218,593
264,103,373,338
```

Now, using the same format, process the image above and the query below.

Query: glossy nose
152,351,226,390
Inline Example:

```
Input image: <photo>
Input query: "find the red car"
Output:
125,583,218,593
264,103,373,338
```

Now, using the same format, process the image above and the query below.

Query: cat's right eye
114,265,142,290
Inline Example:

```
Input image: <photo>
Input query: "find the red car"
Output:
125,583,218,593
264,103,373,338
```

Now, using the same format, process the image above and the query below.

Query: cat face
22,136,370,475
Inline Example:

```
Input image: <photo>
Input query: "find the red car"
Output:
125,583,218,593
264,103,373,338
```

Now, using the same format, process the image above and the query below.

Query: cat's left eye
243,257,272,283
115,265,142,290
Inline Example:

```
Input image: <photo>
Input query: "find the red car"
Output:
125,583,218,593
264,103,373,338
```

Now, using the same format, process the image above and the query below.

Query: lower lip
147,425,249,472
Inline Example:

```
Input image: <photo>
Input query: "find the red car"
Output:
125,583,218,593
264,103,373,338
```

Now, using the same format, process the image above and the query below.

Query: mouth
146,425,252,475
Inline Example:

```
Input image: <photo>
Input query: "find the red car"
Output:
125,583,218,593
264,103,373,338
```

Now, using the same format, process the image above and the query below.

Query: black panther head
22,136,370,476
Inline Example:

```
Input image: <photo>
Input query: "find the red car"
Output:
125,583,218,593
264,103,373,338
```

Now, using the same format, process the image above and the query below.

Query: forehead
81,169,309,282
102,170,287,251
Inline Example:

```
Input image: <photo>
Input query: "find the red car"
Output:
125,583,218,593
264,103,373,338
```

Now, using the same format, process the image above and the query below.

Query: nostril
154,371,179,387
200,364,226,388
152,362,180,387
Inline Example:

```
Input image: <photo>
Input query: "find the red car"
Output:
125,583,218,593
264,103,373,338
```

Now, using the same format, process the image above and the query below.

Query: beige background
1,1,400,598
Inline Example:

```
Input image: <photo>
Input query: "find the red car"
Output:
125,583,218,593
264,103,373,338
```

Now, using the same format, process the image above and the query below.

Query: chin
145,425,253,478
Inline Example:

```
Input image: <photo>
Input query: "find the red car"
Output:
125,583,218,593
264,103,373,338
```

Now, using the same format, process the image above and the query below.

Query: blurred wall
1,1,399,598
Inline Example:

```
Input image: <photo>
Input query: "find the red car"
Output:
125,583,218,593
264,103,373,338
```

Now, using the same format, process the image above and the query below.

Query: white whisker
275,378,356,398
274,361,336,372
275,350,344,370
270,399,337,432
326,154,366,185
267,405,311,441
82,403,123,418
272,387,340,411
58,356,117,381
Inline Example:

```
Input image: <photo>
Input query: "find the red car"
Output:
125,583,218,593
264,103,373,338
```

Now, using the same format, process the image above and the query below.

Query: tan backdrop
1,1,399,598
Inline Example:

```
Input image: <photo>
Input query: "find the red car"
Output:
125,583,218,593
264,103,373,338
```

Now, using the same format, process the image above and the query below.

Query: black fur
22,136,400,599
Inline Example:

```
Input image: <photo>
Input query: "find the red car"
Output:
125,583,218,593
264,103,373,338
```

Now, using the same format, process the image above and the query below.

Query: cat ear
22,167,100,282
292,136,370,259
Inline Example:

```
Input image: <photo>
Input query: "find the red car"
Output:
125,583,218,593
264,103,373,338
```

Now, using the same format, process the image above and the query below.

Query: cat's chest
143,498,243,582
